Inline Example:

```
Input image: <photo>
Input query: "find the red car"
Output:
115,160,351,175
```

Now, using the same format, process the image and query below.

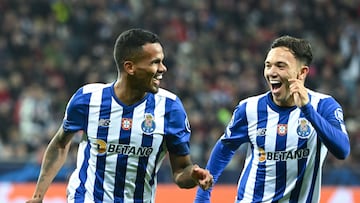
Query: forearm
174,164,197,188
32,137,71,199
206,140,236,183
195,140,236,202
301,103,350,159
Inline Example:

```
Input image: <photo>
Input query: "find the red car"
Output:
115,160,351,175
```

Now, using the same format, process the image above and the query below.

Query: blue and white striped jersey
63,82,191,203
195,90,350,203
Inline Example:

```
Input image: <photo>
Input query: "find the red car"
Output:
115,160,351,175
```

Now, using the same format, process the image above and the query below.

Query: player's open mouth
153,74,162,85
270,80,282,92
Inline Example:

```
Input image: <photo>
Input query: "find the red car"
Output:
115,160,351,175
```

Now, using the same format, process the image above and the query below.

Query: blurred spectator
340,35,360,109
0,78,12,142
17,84,55,153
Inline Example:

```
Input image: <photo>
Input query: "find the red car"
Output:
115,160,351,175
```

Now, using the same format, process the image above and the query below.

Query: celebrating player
27,28,213,203
195,35,350,203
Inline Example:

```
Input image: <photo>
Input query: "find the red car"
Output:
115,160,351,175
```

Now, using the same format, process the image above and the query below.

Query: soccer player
26,28,213,203
194,36,350,203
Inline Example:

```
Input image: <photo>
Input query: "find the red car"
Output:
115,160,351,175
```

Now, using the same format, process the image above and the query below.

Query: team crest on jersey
334,108,344,123
277,124,287,136
121,118,132,130
141,113,156,135
296,118,311,138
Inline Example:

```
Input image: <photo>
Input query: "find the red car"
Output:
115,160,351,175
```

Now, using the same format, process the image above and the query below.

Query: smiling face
128,42,167,94
264,47,306,107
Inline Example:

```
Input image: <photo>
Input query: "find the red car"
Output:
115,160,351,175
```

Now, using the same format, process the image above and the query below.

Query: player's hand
288,77,309,108
191,164,213,191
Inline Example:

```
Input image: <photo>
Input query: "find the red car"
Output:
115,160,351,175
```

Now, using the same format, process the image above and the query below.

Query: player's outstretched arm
169,153,213,190
191,164,214,191
26,126,74,203
194,139,237,203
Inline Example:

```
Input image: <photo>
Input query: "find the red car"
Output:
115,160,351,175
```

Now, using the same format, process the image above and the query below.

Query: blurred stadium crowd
0,0,359,185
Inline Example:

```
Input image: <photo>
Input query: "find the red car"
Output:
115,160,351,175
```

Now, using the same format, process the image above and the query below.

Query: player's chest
248,113,316,148
86,106,166,150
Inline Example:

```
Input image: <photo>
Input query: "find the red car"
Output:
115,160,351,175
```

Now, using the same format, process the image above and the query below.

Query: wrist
175,164,198,188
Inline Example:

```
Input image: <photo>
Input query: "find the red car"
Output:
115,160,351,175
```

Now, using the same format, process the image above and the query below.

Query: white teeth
154,75,162,80
270,81,280,84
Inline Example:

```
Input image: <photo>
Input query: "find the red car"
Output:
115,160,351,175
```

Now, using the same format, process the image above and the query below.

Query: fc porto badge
296,118,311,138
141,113,156,135
334,108,344,124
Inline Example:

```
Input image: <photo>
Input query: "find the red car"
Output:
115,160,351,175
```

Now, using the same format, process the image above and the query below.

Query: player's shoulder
308,89,341,111
238,92,268,106
156,88,178,101
81,82,112,94
69,83,111,105
308,89,332,100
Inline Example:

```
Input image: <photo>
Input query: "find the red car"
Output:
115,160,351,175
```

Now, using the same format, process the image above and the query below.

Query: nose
159,63,167,72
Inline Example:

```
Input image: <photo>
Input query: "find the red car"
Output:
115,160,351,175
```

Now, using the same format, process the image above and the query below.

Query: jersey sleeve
194,139,236,202
63,87,88,133
220,101,250,150
195,102,249,202
301,96,350,159
164,96,191,155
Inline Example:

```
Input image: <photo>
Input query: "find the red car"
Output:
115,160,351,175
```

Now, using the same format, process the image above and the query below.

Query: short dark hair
270,35,313,66
113,28,161,69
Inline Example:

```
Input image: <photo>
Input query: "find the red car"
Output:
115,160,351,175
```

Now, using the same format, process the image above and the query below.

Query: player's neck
114,80,146,106
271,94,296,107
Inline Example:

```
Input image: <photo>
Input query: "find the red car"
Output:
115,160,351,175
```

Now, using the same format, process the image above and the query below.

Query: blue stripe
74,143,91,203
231,102,249,201
134,95,155,202
252,97,267,202
114,105,133,201
74,91,91,203
93,87,112,201
306,137,321,203
289,113,308,203
149,139,166,186
272,111,290,201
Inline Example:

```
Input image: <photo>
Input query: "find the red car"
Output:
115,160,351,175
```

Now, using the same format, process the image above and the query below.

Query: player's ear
298,65,309,80
124,61,135,75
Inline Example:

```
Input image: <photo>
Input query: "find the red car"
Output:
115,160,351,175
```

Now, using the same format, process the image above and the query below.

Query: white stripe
102,98,123,202
147,95,167,202
282,109,302,202
262,106,278,202
123,102,147,202
84,88,103,200
67,141,87,201
341,123,347,134
239,97,258,200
